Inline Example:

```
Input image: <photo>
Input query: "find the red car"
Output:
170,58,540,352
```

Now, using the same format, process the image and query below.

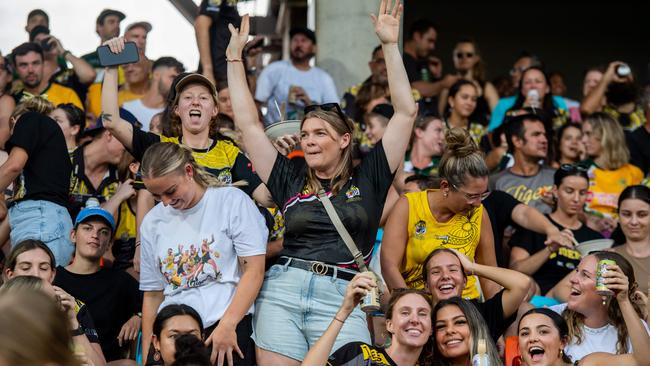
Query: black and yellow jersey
131,128,262,196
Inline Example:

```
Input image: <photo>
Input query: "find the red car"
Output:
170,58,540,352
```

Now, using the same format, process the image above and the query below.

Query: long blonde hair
141,142,234,188
586,112,630,170
302,110,355,195
0,289,80,366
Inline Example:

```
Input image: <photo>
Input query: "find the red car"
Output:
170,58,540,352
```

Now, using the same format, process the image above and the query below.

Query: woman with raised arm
100,38,273,208
227,1,417,364
548,251,650,362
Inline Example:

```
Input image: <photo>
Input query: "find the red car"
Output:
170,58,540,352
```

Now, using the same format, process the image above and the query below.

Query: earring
559,349,564,358
443,191,448,198
153,350,161,361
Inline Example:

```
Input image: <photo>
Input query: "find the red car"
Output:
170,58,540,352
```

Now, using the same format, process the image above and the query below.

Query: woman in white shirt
549,251,650,362
139,142,267,366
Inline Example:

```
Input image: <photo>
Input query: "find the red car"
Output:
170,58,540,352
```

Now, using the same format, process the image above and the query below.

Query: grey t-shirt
489,166,555,213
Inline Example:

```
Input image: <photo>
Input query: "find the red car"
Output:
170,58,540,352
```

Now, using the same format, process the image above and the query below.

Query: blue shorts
9,200,74,267
252,261,371,361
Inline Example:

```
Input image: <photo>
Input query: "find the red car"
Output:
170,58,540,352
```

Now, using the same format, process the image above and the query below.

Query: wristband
71,325,85,337
333,316,345,324
226,58,242,62
62,50,72,59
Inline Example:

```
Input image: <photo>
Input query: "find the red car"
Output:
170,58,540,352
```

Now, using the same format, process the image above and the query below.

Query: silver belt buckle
310,261,328,275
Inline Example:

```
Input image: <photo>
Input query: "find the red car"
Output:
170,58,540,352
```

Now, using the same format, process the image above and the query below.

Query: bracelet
71,325,85,337
226,58,242,62
135,241,141,248
333,316,345,324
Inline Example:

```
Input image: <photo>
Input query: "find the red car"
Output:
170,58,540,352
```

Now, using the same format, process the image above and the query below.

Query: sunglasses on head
559,164,587,173
455,52,474,59
304,103,349,124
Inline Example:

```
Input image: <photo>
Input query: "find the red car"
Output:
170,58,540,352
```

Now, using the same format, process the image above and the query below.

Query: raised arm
581,61,629,115
50,36,96,84
372,0,417,172
454,248,532,318
227,15,278,183
100,37,136,150
302,273,376,366
475,208,500,299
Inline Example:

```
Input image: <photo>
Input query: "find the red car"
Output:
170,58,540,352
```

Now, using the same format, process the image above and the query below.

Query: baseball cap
125,21,152,34
85,107,139,137
96,9,126,25
289,27,316,44
171,73,217,105
75,206,115,232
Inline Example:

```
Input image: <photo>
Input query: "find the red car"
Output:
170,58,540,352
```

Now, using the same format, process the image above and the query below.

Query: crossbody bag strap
317,189,368,273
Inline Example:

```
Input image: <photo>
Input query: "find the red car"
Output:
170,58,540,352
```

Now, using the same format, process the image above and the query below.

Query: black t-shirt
53,267,142,362
6,112,72,207
472,289,513,343
267,141,394,266
403,53,430,83
627,125,650,176
482,190,521,268
327,342,396,366
130,128,262,197
75,299,101,344
198,0,241,81
509,215,603,294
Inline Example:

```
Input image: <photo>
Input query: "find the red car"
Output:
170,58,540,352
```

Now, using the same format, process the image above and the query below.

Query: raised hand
370,0,402,45
226,14,250,61
103,37,126,54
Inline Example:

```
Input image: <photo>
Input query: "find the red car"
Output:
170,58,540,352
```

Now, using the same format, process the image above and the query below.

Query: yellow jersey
401,190,482,299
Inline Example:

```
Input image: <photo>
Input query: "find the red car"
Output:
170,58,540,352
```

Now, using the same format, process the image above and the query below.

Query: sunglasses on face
304,103,349,125
451,183,491,202
455,52,474,59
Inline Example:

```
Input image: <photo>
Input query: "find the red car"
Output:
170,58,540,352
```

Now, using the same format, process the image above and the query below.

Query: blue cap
84,107,139,137
75,207,116,232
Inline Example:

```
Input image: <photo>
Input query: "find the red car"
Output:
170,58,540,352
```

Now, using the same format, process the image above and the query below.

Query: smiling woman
382,127,499,300
138,142,268,365
431,297,502,366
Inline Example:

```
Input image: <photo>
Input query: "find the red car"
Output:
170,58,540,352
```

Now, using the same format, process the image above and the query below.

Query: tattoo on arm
99,112,112,123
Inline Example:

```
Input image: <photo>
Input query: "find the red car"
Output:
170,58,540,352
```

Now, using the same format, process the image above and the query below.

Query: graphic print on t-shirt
160,234,222,290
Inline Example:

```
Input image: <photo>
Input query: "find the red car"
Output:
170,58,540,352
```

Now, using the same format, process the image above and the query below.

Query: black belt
277,257,358,281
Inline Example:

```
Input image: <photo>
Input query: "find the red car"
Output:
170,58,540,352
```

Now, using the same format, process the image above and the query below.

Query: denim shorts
252,260,370,361
9,200,74,266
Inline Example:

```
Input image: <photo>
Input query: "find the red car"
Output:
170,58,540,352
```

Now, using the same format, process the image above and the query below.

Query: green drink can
596,259,616,296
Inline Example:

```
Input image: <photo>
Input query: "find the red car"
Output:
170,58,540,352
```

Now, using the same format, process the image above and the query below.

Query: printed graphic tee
140,187,267,328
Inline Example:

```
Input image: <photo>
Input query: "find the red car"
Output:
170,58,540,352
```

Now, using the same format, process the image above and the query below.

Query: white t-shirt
255,60,339,125
122,99,163,132
550,303,650,361
140,187,268,327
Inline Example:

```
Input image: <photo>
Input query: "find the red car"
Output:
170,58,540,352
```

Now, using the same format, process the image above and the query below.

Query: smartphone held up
97,41,139,67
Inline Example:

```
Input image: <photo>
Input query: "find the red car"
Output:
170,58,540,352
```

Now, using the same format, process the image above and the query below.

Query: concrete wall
315,0,387,96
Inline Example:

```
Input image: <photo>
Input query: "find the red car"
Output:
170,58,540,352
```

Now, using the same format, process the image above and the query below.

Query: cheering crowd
1,0,650,365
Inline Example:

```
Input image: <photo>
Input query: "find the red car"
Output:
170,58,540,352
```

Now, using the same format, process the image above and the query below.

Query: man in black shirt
627,86,650,176
195,0,241,83
422,248,531,342
403,19,457,100
54,206,142,362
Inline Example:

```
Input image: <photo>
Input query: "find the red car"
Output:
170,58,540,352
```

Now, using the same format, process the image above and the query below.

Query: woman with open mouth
547,251,650,362
382,127,499,300
518,307,650,366
227,1,418,364
301,273,431,366
432,297,502,366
